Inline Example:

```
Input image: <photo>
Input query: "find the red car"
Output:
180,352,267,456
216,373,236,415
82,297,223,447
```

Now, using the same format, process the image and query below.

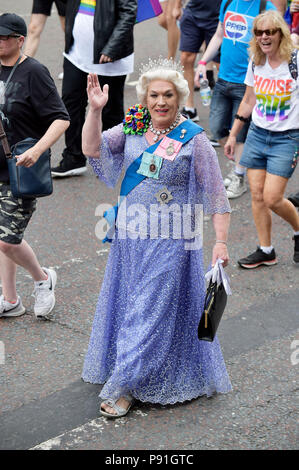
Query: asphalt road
0,0,298,451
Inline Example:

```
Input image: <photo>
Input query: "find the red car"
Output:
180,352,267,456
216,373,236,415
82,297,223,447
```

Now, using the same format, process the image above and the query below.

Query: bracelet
215,240,227,245
198,60,207,66
235,113,250,123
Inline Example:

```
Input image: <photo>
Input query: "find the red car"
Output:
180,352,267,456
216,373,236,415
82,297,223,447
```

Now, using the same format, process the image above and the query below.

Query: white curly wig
136,68,190,107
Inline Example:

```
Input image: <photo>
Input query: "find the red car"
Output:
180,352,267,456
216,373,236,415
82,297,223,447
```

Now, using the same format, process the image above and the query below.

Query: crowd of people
0,0,298,418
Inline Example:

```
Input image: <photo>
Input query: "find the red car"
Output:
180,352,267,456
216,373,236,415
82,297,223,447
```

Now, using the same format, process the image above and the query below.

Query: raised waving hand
87,73,109,112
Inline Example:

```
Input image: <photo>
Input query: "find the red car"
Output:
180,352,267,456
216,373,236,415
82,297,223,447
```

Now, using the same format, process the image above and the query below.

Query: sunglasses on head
254,28,281,37
0,34,22,41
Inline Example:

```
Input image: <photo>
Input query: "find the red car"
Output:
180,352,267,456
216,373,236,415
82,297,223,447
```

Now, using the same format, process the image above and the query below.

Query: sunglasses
0,34,22,41
254,28,281,37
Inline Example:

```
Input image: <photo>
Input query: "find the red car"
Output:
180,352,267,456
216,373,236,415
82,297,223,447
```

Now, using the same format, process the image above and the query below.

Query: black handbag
198,279,228,342
8,138,53,198
0,120,53,199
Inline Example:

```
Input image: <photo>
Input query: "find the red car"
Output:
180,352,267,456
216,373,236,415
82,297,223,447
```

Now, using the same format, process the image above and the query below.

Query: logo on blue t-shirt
219,0,276,84
223,12,252,43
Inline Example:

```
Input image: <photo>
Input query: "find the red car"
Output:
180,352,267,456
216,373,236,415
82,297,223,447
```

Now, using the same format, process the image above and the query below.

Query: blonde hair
136,68,190,107
249,10,295,65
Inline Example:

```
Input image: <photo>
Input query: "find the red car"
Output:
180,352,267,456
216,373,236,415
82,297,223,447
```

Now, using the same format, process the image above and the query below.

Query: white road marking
30,409,148,450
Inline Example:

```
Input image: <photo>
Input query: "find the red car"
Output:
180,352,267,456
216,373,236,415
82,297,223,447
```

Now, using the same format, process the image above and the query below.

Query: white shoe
33,268,57,319
0,295,26,317
51,166,87,178
58,72,63,80
209,139,220,147
223,168,236,188
226,174,247,199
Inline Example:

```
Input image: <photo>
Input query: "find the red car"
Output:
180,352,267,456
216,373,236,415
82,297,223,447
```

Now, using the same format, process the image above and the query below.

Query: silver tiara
139,56,184,77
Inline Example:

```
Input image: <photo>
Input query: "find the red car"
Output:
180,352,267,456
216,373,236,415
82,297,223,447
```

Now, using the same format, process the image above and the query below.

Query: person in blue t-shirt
195,0,276,200
174,0,222,122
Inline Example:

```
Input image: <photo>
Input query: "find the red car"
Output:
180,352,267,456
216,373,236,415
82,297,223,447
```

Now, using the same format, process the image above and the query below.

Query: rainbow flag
78,0,96,16
136,0,162,23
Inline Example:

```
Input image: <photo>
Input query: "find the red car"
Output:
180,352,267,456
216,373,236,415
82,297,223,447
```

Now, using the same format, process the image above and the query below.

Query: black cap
0,13,27,37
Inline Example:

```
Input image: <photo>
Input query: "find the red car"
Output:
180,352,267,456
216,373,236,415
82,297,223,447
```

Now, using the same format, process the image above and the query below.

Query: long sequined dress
82,123,232,404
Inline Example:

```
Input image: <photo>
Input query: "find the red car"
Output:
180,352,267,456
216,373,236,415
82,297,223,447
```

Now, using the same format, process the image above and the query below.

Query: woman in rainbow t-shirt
224,10,299,267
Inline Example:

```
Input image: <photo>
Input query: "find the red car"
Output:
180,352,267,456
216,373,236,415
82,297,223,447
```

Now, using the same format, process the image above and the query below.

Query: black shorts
32,0,66,17
179,8,220,63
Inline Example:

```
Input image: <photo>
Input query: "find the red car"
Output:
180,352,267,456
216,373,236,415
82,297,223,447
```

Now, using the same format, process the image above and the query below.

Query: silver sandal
99,395,134,418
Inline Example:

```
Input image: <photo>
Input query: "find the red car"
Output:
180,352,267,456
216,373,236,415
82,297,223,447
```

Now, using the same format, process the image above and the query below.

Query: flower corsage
123,104,150,135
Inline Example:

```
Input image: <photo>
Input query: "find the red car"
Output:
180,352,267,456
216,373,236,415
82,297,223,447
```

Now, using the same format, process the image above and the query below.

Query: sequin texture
82,124,232,404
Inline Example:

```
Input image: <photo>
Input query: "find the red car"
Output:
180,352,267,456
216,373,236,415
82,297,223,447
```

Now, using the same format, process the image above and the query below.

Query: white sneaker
0,295,26,317
58,72,64,80
181,107,200,122
226,174,247,199
33,268,57,319
223,168,236,188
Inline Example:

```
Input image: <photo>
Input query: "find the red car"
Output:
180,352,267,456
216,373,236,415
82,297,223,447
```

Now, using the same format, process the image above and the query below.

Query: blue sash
103,120,203,243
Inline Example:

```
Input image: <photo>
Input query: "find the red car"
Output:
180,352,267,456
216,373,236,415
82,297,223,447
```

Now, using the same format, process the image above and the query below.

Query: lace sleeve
88,123,125,188
194,132,231,215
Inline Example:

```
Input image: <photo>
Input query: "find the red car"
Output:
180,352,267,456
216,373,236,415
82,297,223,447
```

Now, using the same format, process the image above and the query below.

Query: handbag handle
204,281,216,328
0,118,12,159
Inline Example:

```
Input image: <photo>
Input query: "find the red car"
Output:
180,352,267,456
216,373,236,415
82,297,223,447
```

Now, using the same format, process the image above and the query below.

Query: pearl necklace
149,112,181,142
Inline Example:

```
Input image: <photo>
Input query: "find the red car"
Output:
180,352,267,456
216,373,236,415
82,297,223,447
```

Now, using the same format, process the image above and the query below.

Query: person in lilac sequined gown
81,59,232,418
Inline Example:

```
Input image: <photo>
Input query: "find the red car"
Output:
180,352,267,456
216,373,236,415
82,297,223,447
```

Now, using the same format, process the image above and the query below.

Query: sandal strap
103,398,116,408
101,398,131,416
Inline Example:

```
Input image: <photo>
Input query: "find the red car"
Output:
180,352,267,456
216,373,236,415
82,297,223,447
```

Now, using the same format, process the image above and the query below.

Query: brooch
180,128,187,139
155,187,173,204
154,136,182,161
137,152,163,179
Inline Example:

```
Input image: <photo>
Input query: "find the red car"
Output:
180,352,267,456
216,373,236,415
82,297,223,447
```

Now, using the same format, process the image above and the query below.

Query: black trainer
288,193,299,208
51,158,87,178
181,107,199,122
238,247,277,269
293,235,299,263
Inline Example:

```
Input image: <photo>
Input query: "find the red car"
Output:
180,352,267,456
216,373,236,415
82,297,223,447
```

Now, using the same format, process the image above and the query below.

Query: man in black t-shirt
0,13,70,320
174,0,221,122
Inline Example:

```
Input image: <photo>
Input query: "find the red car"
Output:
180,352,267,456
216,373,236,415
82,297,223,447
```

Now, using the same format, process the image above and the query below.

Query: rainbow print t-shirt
78,0,96,16
245,53,299,131
63,0,134,76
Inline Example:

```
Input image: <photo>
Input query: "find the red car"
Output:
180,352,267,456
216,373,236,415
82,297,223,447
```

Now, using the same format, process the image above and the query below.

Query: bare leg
157,1,168,30
220,138,246,173
234,142,246,173
263,173,299,231
24,14,48,57
165,0,180,59
58,15,65,32
0,240,47,298
247,169,272,246
0,251,17,302
180,51,196,108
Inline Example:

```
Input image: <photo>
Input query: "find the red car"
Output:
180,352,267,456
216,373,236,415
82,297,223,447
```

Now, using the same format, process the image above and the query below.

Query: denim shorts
0,183,36,245
179,8,220,62
209,78,250,143
240,123,299,178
